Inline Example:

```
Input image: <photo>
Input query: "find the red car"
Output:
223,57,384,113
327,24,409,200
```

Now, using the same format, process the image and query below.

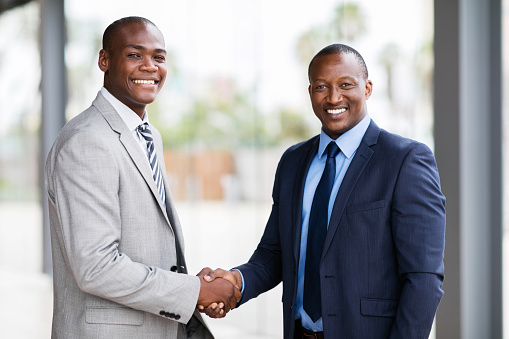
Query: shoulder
49,103,114,157
375,127,433,157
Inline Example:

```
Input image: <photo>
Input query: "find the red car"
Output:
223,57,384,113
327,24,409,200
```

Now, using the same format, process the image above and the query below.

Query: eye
315,85,326,90
127,53,141,59
341,83,352,87
154,55,166,62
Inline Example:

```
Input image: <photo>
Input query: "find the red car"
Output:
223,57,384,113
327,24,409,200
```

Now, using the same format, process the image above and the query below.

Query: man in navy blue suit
200,44,446,339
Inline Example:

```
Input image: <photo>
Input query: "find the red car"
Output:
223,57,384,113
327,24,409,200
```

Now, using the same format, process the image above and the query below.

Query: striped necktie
137,123,166,208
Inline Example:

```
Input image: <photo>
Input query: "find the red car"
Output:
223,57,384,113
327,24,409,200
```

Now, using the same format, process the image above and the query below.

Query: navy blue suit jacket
235,120,445,339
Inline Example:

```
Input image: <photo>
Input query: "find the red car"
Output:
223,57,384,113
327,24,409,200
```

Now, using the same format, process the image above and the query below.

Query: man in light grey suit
45,16,239,338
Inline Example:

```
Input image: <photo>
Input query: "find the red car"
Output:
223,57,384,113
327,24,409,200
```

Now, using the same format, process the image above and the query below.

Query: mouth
131,79,158,85
326,107,347,115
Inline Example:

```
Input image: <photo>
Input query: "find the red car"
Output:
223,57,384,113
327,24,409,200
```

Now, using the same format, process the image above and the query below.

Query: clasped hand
196,267,242,318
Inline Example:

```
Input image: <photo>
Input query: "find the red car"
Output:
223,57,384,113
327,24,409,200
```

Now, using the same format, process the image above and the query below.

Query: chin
135,95,158,105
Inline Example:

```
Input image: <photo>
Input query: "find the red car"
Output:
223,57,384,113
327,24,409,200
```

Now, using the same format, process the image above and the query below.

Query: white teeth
132,79,155,85
327,108,347,114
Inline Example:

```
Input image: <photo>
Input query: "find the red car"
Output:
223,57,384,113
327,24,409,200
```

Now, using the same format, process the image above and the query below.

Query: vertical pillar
434,0,503,338
40,0,66,275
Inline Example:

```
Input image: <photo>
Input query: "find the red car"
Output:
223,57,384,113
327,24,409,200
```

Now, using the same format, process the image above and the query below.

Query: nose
140,57,158,72
328,86,343,104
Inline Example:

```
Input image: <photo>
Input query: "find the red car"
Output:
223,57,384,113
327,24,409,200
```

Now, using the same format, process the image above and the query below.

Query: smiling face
308,52,373,139
99,21,167,118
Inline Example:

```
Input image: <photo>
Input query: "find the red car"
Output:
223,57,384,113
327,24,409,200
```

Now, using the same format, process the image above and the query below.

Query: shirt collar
100,87,149,132
318,114,371,159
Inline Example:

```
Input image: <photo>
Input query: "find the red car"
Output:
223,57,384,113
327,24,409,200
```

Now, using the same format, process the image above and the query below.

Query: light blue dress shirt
295,114,370,332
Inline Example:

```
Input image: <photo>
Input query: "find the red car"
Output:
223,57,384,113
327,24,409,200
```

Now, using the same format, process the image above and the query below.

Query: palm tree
331,2,367,43
295,2,367,67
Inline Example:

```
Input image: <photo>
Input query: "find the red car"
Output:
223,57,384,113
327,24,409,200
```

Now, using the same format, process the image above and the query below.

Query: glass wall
0,0,435,337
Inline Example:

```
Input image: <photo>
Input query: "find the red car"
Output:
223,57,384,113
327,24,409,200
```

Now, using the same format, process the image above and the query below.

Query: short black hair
102,16,157,53
308,44,368,81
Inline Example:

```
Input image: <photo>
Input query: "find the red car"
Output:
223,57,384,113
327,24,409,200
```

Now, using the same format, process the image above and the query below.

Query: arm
199,149,295,320
48,132,233,323
197,148,296,318
389,143,446,338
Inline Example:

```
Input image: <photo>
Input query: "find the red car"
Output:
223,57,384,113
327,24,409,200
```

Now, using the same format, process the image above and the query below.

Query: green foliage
156,78,313,149
296,2,367,66
278,108,314,143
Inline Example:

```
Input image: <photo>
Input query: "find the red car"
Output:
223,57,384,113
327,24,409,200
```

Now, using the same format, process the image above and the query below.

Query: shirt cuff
230,269,245,305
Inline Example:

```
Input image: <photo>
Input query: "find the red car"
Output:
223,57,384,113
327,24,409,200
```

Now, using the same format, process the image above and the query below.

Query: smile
327,108,347,114
132,79,156,85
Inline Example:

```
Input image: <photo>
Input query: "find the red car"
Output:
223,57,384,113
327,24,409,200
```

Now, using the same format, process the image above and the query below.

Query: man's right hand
196,267,242,318
204,268,242,290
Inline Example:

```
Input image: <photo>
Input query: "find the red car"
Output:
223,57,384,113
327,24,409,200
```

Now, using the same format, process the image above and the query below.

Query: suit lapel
292,137,319,264
92,93,171,226
153,137,188,271
323,121,380,256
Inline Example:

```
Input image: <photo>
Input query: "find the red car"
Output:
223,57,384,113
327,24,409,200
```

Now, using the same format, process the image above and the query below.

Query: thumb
204,270,216,282
196,267,212,278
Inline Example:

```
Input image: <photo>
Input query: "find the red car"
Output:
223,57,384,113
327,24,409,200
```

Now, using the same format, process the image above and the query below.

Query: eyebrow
312,75,357,82
125,44,166,54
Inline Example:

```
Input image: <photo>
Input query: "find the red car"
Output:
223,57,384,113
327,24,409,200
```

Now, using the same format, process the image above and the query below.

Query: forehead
309,53,362,80
112,22,165,50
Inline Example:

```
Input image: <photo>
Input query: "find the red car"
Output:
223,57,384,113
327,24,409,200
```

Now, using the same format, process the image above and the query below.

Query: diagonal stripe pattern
138,123,166,208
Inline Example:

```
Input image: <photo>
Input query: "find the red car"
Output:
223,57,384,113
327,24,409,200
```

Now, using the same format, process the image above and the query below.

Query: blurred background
0,0,507,338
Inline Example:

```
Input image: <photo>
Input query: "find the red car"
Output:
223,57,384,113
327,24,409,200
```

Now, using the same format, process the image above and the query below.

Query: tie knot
138,122,149,132
138,123,153,141
327,142,340,158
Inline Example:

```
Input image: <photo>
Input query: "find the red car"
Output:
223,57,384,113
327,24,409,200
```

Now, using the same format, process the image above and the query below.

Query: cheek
159,66,168,77
311,96,323,108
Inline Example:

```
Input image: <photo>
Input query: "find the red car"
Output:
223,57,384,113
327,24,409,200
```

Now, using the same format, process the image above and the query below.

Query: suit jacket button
170,313,176,318
175,314,181,320
170,265,178,272
165,312,171,317
159,310,166,316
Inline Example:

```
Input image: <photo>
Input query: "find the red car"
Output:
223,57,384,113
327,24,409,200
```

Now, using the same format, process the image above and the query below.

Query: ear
98,49,109,72
308,84,312,97
364,80,373,100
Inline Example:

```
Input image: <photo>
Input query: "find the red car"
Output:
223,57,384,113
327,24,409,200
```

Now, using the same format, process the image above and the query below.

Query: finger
206,268,236,286
204,268,227,282
203,303,225,318
196,267,212,278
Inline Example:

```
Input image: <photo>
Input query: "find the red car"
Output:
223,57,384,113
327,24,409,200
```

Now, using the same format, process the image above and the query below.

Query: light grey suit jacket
45,92,213,339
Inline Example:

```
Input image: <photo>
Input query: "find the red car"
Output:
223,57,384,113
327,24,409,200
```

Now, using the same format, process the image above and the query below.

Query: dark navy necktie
138,123,166,208
304,141,340,322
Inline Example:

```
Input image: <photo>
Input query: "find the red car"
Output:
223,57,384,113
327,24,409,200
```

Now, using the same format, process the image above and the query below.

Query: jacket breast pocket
360,298,398,318
85,306,144,325
346,200,385,214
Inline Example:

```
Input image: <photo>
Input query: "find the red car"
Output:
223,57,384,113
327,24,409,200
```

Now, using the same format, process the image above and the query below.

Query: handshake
196,267,243,318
